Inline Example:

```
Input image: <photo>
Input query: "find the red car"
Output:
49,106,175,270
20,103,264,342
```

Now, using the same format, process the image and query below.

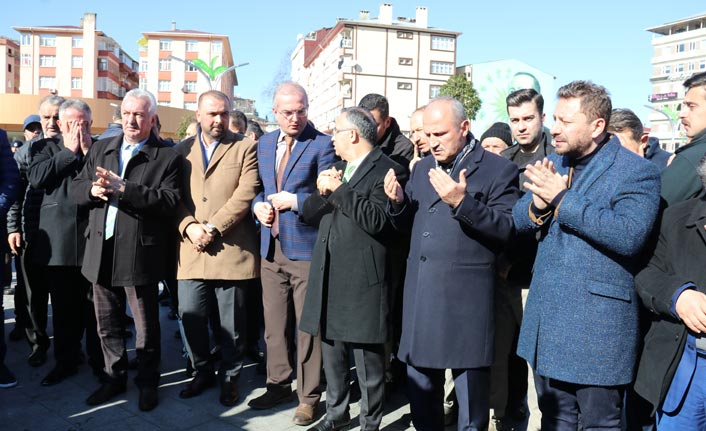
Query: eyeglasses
276,108,308,119
332,127,355,135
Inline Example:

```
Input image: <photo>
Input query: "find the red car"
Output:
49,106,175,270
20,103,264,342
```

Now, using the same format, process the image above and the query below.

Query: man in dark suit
28,99,104,387
384,97,520,430
72,89,182,411
250,81,336,426
634,158,706,429
299,107,405,431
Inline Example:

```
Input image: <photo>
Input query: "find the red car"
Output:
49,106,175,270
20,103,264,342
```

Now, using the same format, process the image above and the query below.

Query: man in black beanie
480,122,513,155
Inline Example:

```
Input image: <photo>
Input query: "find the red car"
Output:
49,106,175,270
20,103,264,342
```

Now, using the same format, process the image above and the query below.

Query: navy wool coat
390,142,520,369
513,137,661,386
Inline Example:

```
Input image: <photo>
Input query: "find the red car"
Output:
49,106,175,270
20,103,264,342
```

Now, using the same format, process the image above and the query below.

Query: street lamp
643,104,679,151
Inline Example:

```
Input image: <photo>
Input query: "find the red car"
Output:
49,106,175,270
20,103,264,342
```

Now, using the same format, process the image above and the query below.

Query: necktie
105,145,140,240
272,136,294,238
343,163,356,182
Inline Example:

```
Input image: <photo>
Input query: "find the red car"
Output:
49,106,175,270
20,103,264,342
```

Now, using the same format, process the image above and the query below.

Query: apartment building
647,13,706,152
0,38,20,94
139,24,237,111
291,3,459,132
12,13,138,100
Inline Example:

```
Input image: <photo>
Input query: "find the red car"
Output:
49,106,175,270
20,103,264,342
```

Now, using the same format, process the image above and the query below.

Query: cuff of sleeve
529,202,553,226
671,283,697,319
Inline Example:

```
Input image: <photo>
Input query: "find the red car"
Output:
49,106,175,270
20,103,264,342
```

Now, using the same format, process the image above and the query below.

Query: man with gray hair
73,89,182,411
385,97,520,430
7,95,64,368
299,107,405,431
633,156,706,429
28,98,103,387
513,81,661,429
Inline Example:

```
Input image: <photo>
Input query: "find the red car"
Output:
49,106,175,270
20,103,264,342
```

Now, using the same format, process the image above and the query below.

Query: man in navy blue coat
385,97,520,431
513,81,661,430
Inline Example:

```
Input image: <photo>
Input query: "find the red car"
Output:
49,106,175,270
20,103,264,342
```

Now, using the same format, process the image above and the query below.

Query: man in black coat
28,99,103,387
72,89,182,411
634,157,706,429
358,93,414,170
300,107,406,431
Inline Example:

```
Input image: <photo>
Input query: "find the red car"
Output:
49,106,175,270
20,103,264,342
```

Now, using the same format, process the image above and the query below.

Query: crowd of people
1,71,706,431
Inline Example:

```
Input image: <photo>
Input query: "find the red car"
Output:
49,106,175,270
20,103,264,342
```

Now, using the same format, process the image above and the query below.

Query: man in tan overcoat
174,90,260,406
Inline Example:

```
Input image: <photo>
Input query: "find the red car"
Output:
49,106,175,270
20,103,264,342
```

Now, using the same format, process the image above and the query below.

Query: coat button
420,256,427,262
422,232,430,237
429,208,436,213
202,197,207,202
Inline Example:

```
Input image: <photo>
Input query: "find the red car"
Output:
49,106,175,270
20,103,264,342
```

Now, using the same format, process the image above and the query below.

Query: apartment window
71,77,82,89
39,35,56,47
211,41,222,53
399,57,413,66
21,54,31,67
677,63,684,73
397,31,413,40
689,62,696,71
701,60,706,70
159,59,171,71
430,85,441,98
340,30,353,48
72,56,83,68
140,59,148,72
72,36,83,48
183,80,197,92
184,102,197,111
690,41,697,51
431,61,454,75
185,63,198,72
139,77,147,90
39,55,56,67
158,101,171,107
159,39,172,51
431,35,455,51
7,64,11,73
186,40,198,52
158,80,171,92
397,82,413,90
677,43,685,53
664,64,671,75
20,34,31,45
98,58,108,71
39,76,56,89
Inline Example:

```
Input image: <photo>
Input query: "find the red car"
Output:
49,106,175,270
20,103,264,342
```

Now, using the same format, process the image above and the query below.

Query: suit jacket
252,123,336,261
299,148,405,344
28,137,88,266
175,130,260,281
71,133,182,286
513,136,661,386
390,142,520,369
634,196,706,413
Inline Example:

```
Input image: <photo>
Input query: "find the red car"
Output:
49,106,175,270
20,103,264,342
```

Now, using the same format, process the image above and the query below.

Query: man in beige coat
174,90,260,406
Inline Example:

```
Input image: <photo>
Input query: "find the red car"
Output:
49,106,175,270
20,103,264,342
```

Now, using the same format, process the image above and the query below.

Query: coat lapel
204,132,237,178
687,197,706,247
347,148,381,188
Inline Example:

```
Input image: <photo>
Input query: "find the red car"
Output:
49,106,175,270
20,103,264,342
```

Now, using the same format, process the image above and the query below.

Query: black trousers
321,338,385,430
45,266,102,371
20,251,50,352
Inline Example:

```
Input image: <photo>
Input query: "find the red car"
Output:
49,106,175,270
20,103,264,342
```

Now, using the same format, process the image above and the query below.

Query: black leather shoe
41,365,77,386
138,386,159,411
179,372,215,399
306,418,351,431
85,381,126,406
247,386,294,409
28,347,47,367
219,381,240,406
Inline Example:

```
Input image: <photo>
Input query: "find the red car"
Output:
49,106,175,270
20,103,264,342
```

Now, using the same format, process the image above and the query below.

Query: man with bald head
73,89,182,411
250,81,336,425
385,97,520,430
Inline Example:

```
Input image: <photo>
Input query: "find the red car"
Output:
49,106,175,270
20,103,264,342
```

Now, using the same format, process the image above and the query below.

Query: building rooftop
646,12,706,36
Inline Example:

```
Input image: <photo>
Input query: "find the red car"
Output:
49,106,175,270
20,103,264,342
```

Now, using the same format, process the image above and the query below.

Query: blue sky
1,1,701,124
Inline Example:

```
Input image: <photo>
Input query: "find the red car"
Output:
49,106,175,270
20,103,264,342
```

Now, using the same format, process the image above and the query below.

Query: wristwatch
203,222,220,237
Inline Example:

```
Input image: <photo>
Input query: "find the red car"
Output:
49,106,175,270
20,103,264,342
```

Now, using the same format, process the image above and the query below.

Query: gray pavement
1,288,540,430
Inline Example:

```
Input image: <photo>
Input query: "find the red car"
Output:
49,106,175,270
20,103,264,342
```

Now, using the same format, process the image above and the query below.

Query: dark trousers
407,364,490,431
237,279,263,355
45,266,102,370
93,281,161,388
490,280,528,417
261,237,321,405
20,252,50,351
534,374,625,430
179,279,245,381
12,254,30,330
322,339,385,430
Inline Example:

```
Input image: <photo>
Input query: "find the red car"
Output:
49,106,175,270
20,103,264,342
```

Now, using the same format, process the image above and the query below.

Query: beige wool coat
175,131,260,281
